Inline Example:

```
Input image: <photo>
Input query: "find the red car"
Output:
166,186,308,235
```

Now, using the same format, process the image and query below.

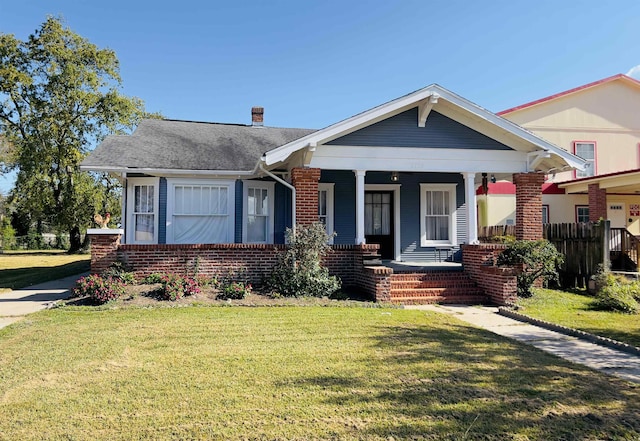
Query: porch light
391,171,399,182
490,174,496,183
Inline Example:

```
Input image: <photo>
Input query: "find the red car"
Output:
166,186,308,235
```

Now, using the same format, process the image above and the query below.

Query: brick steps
389,271,488,305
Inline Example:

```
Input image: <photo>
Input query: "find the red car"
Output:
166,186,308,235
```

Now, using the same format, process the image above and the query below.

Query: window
127,177,158,244
542,205,549,224
576,205,589,223
318,183,334,240
167,180,235,244
243,181,274,243
574,141,596,178
420,184,457,246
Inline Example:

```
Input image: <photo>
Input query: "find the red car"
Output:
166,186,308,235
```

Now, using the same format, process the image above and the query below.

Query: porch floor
382,260,463,273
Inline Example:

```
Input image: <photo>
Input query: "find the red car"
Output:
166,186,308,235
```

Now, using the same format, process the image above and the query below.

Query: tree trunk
69,226,82,253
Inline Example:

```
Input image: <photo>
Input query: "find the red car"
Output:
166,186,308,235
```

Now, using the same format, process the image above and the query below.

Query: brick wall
90,233,122,274
291,167,321,226
462,244,518,305
513,172,545,241
588,183,607,222
89,232,382,291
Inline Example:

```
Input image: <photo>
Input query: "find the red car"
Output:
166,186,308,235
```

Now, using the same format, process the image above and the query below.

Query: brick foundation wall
513,173,545,241
291,167,321,226
89,232,123,274
89,235,382,291
356,266,393,302
588,183,607,222
462,244,518,305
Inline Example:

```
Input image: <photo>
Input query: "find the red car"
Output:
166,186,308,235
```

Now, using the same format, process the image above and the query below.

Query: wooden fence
478,222,609,288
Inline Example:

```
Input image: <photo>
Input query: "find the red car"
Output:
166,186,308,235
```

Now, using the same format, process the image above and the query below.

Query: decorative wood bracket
418,93,440,127
527,151,551,171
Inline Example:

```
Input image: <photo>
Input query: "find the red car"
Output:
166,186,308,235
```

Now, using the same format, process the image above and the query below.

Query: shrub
496,239,564,298
218,281,252,300
74,274,125,304
157,274,201,301
265,222,341,297
102,262,137,285
594,283,640,314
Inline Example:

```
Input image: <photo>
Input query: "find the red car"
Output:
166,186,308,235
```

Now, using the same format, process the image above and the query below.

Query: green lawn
1,306,639,440
519,288,640,348
0,251,89,290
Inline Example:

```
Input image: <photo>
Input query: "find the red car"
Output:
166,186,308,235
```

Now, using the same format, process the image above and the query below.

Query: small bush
142,273,165,284
158,274,201,301
265,223,341,297
74,274,125,304
594,284,640,314
496,239,564,298
218,281,252,300
102,262,136,285
591,269,640,314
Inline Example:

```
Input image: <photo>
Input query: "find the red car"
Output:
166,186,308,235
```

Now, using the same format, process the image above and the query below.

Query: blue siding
321,170,356,245
235,180,243,243
326,108,512,150
158,178,167,244
324,170,468,262
274,183,292,244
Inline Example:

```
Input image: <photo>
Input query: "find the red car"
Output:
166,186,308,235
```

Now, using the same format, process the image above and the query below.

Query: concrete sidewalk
407,304,640,384
0,273,85,330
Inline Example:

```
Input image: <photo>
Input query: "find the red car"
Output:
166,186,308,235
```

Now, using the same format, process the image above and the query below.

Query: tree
0,17,156,251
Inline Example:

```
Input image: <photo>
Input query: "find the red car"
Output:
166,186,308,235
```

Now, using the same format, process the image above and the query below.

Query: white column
462,172,478,244
355,170,366,244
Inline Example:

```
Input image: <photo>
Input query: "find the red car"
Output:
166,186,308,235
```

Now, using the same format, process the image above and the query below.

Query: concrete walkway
0,273,85,330
407,304,640,384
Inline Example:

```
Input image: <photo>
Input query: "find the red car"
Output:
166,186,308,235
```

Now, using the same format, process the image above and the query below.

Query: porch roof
559,168,640,194
262,84,587,174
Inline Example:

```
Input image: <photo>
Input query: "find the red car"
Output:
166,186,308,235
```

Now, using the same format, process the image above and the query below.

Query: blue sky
1,0,639,192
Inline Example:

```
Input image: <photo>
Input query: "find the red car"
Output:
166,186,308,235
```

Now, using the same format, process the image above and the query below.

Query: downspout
258,162,296,229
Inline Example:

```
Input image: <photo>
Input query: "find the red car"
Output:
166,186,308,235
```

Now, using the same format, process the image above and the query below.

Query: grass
0,251,89,290
1,306,639,440
519,288,640,349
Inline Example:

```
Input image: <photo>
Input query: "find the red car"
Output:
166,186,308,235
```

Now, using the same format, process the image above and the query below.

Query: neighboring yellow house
480,74,640,235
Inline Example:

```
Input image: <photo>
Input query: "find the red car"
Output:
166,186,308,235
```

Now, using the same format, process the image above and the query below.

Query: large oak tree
0,17,155,251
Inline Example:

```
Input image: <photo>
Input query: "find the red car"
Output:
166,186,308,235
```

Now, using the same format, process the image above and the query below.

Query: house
480,74,640,237
81,84,585,304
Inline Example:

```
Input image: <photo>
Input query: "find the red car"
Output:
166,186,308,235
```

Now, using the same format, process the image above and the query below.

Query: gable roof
498,74,640,116
81,119,315,174
261,84,586,173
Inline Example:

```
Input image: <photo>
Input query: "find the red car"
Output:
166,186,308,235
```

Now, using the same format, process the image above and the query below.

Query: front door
365,191,394,259
608,202,626,228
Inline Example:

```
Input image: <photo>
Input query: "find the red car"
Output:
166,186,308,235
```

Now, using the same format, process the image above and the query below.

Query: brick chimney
251,106,264,126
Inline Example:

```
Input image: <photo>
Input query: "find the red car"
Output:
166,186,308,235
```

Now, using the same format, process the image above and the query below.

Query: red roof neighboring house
476,182,565,195
497,74,640,116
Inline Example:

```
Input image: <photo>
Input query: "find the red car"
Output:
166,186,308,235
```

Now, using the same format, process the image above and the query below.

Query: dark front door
365,191,394,259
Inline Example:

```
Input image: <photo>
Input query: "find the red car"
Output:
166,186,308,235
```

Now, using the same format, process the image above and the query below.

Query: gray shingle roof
81,119,316,172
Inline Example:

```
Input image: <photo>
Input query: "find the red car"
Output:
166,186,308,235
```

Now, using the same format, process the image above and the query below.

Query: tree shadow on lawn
285,323,640,440
0,261,89,290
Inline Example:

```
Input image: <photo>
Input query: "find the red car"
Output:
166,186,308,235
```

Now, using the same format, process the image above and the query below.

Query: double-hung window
576,206,590,223
420,184,457,246
574,141,596,178
167,180,235,244
318,183,335,241
127,177,159,244
243,181,274,243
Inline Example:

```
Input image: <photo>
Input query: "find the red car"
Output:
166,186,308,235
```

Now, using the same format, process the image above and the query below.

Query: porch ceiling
559,169,640,194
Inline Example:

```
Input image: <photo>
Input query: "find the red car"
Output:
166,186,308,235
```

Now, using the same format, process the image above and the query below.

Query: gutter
258,162,296,228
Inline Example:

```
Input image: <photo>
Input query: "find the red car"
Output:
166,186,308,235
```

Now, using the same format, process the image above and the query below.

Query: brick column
291,167,321,226
88,229,123,274
513,172,545,241
588,183,607,222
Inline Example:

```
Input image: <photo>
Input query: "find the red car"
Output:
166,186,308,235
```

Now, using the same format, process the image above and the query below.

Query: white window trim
420,183,457,247
365,184,401,260
318,183,335,244
165,178,236,244
126,177,159,244
243,181,275,244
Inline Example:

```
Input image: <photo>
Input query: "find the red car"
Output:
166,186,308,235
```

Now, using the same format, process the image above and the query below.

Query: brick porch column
88,229,123,274
513,172,545,241
588,183,607,222
291,167,321,226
